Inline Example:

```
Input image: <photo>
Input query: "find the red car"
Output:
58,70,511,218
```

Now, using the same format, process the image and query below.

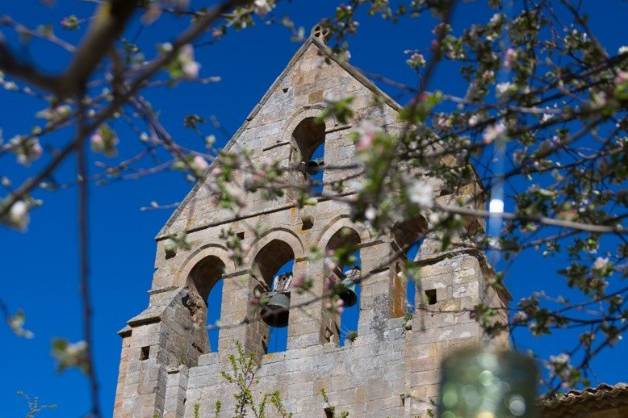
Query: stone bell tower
113,30,508,418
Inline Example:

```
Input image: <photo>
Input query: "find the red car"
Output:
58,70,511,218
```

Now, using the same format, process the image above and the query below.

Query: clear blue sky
1,1,626,417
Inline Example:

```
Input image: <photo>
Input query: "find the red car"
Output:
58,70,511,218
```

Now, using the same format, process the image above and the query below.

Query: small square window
425,289,437,305
140,346,150,361
301,215,314,230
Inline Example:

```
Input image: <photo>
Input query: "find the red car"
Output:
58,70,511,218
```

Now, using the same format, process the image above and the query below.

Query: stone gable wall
114,38,503,418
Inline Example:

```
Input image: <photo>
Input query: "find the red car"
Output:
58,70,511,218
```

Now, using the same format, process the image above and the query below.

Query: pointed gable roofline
157,36,401,239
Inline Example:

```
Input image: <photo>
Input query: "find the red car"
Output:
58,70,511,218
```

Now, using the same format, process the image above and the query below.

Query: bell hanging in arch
260,291,291,328
336,267,360,308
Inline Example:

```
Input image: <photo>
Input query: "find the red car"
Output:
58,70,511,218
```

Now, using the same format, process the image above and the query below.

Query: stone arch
186,256,226,305
317,216,371,250
320,224,364,346
281,106,336,140
390,217,429,318
251,240,296,289
244,228,305,268
247,237,299,354
391,216,429,252
282,107,336,197
175,244,235,289
174,245,235,353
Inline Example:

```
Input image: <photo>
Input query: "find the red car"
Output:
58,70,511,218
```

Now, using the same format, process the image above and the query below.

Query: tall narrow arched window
391,218,427,318
291,117,326,197
266,259,294,352
187,256,225,353
404,240,423,315
324,227,361,346
250,240,295,354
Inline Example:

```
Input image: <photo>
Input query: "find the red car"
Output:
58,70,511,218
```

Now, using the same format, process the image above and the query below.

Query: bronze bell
336,278,357,307
260,291,290,328
336,267,360,308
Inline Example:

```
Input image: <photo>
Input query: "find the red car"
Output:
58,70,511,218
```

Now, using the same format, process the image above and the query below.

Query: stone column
288,257,326,349
218,271,256,357
358,240,395,339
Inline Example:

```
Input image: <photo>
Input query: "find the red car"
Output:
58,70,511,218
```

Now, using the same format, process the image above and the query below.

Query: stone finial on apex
311,23,330,43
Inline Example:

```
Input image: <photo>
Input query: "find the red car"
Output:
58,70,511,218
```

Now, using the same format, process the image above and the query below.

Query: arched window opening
291,117,326,197
391,218,427,318
207,279,223,351
266,259,294,353
404,240,423,316
251,240,295,354
324,227,361,346
338,252,361,346
187,256,225,353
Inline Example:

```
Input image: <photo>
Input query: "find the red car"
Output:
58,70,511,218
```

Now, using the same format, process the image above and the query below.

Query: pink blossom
90,132,104,151
335,298,345,314
178,45,201,79
355,120,380,151
482,121,506,144
504,48,517,69
183,61,200,79
291,274,306,289
192,155,209,172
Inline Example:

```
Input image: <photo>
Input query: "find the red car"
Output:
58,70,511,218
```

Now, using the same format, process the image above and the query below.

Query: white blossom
512,311,528,324
428,211,445,225
408,180,433,208
183,61,200,79
254,0,273,16
3,81,18,91
489,198,504,214
496,81,514,97
90,125,118,156
435,115,452,129
7,309,34,339
12,136,43,166
489,13,503,26
619,46,628,54
205,134,216,148
365,206,376,221
178,45,201,79
593,257,609,271
468,114,480,127
547,353,574,385
406,52,426,68
8,200,29,230
65,340,87,356
36,104,71,122
591,91,607,108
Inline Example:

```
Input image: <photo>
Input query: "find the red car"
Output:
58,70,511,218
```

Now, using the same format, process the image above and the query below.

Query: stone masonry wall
113,36,507,418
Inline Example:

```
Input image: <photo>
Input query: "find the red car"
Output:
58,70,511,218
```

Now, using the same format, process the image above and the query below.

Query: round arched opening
187,255,225,353
251,239,296,353
391,217,428,318
325,227,362,346
291,117,326,196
